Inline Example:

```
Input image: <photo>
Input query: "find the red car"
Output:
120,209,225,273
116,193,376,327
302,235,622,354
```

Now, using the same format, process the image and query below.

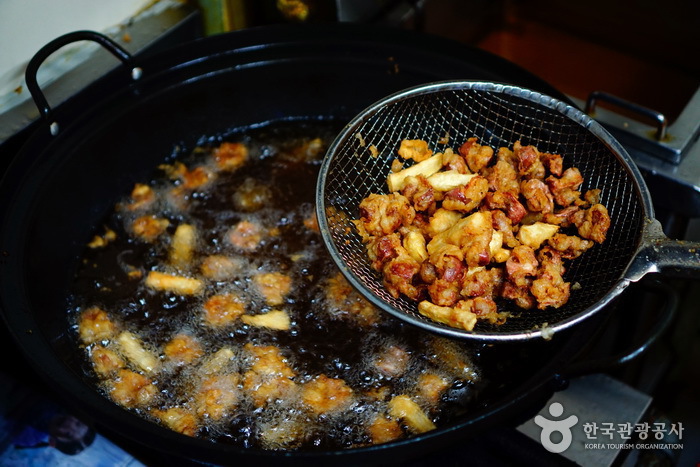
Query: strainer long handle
626,219,700,281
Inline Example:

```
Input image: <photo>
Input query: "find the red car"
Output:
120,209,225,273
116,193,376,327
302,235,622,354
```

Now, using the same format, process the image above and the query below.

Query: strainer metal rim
316,80,653,341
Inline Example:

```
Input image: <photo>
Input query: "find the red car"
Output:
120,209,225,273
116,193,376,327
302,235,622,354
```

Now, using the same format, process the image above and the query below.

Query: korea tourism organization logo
533,402,685,454
534,402,578,453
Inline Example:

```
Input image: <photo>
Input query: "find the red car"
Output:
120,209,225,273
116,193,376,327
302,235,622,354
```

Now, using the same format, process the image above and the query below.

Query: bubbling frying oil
70,121,482,450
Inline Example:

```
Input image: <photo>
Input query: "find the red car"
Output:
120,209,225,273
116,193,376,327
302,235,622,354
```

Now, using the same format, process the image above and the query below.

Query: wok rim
0,26,614,464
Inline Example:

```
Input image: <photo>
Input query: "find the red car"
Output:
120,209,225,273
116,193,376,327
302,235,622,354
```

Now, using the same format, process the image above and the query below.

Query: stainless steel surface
572,88,700,217
517,373,653,466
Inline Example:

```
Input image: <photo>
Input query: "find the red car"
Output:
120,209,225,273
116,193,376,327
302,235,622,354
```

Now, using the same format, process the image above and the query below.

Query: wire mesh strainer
316,81,700,341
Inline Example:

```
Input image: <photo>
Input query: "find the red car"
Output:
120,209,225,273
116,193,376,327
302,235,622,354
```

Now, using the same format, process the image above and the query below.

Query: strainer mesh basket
317,82,646,339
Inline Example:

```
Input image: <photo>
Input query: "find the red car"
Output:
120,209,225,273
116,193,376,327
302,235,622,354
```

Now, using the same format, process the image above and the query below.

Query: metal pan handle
625,219,700,282
585,91,668,141
25,30,142,136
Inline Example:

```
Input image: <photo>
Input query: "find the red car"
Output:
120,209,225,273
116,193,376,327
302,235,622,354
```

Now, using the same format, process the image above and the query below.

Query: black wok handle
25,30,142,136
562,279,678,378
585,91,668,140
625,218,700,282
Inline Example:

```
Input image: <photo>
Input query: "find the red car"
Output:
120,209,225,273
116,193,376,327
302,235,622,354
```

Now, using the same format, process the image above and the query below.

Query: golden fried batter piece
521,179,554,214
401,175,436,212
418,300,477,331
428,211,493,268
145,271,204,295
242,344,297,407
164,334,204,365
483,190,527,225
417,372,451,406
195,374,239,420
253,272,292,306
213,142,249,172
116,331,159,373
124,183,156,211
458,137,493,173
531,247,570,309
199,255,242,281
87,227,117,249
233,178,273,212
442,175,489,213
286,137,325,162
227,220,264,251
540,152,563,177
514,141,545,180
518,222,559,249
382,246,422,301
152,407,198,437
110,369,157,408
398,139,433,162
546,167,584,207
325,273,380,326
429,337,479,382
300,375,354,414
485,158,519,195
78,307,117,344
460,266,504,299
374,345,410,378
131,215,170,242
358,193,416,237
572,203,610,243
367,414,403,444
90,345,125,376
169,223,197,268
203,293,246,327
257,415,307,450
160,161,214,191
199,347,235,375
303,211,320,232
547,233,593,259
241,309,291,330
387,395,436,434
441,147,470,174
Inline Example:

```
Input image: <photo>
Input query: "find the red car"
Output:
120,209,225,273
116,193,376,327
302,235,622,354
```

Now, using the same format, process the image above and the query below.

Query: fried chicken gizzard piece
354,137,611,331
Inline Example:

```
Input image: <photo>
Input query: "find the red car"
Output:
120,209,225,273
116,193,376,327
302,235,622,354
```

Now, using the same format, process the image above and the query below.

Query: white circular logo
534,402,579,453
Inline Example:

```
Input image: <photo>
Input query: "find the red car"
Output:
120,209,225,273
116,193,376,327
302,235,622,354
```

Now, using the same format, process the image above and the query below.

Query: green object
197,0,247,35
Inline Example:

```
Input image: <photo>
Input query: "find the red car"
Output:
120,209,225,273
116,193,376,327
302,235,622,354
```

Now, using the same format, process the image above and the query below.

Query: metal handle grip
625,219,700,282
25,30,142,136
585,91,668,141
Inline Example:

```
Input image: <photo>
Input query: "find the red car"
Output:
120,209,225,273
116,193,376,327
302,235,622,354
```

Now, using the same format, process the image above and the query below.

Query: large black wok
0,24,658,465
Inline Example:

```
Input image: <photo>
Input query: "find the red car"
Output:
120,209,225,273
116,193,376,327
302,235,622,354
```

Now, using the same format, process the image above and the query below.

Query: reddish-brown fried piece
572,203,611,244
203,293,246,327
483,191,527,224
547,233,593,259
442,176,489,213
78,307,117,344
401,175,436,212
354,137,609,328
521,179,554,214
531,247,570,309
213,142,249,171
110,369,157,408
358,193,416,236
300,375,354,414
459,137,494,173
547,167,584,207
514,141,546,180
